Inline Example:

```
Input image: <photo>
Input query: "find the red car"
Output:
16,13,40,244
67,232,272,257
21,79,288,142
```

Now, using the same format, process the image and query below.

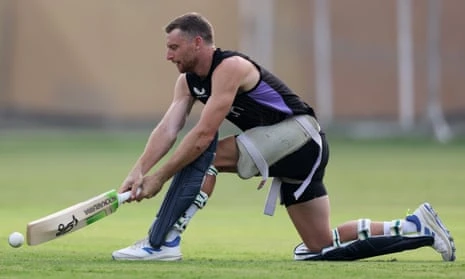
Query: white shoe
294,242,319,261
112,236,182,261
406,202,456,261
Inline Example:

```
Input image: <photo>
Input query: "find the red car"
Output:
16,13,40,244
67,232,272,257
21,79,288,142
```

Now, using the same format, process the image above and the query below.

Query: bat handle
117,188,142,204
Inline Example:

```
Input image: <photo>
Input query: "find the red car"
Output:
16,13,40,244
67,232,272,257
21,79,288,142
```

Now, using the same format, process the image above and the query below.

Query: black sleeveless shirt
185,48,316,131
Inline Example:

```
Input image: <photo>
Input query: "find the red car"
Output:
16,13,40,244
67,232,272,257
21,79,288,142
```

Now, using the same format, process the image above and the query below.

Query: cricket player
112,12,455,262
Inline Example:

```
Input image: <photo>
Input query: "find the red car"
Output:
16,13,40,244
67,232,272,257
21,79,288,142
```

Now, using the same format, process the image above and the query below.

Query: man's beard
177,56,197,73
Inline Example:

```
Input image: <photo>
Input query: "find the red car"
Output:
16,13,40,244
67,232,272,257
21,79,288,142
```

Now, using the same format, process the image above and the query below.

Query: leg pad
300,235,433,261
148,135,217,248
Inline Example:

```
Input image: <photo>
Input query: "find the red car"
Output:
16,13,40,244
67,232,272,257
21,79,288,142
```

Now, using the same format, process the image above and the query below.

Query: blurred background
0,0,464,141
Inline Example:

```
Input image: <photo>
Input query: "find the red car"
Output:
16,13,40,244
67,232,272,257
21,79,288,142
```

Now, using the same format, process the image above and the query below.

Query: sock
163,167,215,243
164,229,179,243
383,220,418,236
164,204,200,242
402,219,420,234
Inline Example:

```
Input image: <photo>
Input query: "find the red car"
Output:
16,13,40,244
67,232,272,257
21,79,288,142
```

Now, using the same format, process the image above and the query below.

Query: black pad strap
149,134,217,248
304,235,433,261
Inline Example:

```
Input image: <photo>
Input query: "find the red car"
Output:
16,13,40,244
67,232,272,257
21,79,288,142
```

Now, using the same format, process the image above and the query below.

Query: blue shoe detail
141,236,180,254
163,236,181,248
405,214,421,232
142,246,159,254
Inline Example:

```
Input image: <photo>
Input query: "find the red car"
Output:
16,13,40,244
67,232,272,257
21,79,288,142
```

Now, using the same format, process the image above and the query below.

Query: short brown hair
165,12,214,44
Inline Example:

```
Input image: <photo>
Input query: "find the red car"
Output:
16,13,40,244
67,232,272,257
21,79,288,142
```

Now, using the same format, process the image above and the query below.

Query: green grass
0,131,464,278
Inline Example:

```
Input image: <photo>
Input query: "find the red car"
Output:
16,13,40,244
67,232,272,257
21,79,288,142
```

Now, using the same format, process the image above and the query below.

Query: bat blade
26,189,128,246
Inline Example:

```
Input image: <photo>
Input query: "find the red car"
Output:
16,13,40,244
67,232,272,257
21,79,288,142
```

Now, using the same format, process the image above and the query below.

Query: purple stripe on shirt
247,81,293,114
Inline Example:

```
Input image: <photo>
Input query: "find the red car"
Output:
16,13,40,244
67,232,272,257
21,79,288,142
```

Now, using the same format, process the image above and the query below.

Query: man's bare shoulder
213,55,257,80
219,55,254,70
173,73,192,97
214,55,259,92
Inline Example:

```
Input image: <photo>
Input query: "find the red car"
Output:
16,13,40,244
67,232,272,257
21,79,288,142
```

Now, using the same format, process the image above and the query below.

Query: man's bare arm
120,74,194,194
153,57,248,184
134,75,195,174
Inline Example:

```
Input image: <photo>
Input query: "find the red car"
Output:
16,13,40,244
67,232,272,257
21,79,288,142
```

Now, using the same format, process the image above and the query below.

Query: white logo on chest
193,87,206,96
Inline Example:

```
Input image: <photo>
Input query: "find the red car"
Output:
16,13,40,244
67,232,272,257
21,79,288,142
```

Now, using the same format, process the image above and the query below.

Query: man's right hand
118,171,144,202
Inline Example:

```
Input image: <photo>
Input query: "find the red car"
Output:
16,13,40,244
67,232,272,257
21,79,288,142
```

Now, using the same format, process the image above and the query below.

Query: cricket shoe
112,236,182,261
294,242,319,260
405,202,456,261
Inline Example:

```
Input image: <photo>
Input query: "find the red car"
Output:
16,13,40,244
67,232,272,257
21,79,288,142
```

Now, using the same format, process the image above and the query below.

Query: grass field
0,130,464,279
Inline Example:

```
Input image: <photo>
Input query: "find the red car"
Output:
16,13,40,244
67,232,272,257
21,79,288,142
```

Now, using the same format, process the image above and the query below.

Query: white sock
402,219,419,234
383,222,391,235
383,220,418,236
164,229,180,243
163,177,212,243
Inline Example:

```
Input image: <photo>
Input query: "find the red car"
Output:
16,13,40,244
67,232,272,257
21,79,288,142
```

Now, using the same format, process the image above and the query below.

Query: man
112,12,455,261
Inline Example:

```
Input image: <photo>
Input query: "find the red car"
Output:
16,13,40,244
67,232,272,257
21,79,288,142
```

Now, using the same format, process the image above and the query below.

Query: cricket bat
26,189,136,246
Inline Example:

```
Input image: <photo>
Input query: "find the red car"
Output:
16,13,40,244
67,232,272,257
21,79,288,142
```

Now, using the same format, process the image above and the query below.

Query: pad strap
193,190,208,209
264,178,281,215
332,228,342,247
206,165,218,176
293,116,322,199
173,191,209,232
390,219,403,236
357,219,372,240
236,133,269,190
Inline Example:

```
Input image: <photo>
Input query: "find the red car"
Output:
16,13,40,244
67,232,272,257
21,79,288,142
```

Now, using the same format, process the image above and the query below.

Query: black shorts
268,132,330,207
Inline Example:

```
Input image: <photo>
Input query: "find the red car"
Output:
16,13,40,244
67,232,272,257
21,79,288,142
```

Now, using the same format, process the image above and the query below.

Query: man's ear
194,36,202,49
